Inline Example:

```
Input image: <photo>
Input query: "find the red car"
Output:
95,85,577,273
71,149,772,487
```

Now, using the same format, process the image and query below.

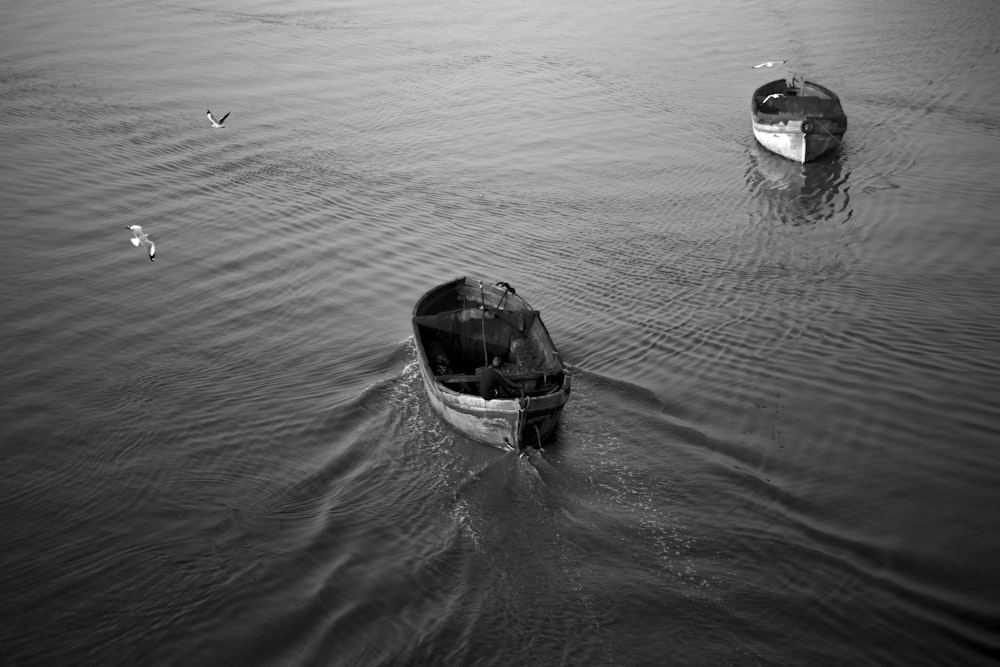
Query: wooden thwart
436,370,554,383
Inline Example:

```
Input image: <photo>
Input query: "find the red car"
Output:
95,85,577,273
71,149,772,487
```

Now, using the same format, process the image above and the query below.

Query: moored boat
411,277,570,451
751,76,847,163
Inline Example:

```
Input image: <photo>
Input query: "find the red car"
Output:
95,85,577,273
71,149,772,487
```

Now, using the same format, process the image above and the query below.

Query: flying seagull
752,60,787,69
125,225,156,261
206,109,230,128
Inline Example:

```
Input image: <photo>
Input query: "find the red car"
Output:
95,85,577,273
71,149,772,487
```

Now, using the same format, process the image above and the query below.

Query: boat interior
759,93,837,116
414,306,565,397
754,78,845,118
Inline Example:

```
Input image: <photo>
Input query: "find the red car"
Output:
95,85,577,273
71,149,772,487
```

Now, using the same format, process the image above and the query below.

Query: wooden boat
751,76,847,163
411,277,571,450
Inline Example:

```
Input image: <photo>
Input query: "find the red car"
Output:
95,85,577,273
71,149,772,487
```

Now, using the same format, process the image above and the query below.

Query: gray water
2,0,999,665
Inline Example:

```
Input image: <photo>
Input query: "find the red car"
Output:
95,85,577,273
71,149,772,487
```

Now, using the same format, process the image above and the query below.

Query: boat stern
752,115,845,163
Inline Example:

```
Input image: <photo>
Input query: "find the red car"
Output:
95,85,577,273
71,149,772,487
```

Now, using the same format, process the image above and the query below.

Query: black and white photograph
2,0,998,664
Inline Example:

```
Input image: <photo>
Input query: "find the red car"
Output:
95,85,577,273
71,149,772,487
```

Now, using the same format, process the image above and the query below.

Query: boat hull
415,359,569,449
412,277,570,450
751,78,847,163
751,116,846,163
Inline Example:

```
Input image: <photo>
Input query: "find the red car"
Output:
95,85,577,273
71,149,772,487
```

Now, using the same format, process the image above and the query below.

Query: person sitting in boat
477,356,521,400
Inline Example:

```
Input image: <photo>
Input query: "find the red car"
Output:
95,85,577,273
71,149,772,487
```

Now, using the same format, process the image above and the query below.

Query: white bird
206,109,230,128
752,60,787,69
125,225,156,261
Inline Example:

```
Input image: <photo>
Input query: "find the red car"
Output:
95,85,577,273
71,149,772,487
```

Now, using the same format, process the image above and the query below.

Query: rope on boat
496,285,511,312
811,118,843,146
478,281,489,366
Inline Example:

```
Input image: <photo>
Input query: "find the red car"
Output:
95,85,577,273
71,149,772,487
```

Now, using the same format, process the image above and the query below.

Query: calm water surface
2,0,999,665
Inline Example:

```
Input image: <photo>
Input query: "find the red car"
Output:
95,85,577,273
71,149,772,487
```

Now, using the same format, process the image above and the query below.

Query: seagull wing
148,241,156,261
218,111,230,124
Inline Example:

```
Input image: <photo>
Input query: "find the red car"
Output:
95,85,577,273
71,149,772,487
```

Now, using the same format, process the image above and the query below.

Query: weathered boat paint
751,78,847,163
412,277,571,450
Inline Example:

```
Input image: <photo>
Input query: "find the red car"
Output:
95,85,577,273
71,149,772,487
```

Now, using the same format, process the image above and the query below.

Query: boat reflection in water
744,146,852,227
741,146,861,284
